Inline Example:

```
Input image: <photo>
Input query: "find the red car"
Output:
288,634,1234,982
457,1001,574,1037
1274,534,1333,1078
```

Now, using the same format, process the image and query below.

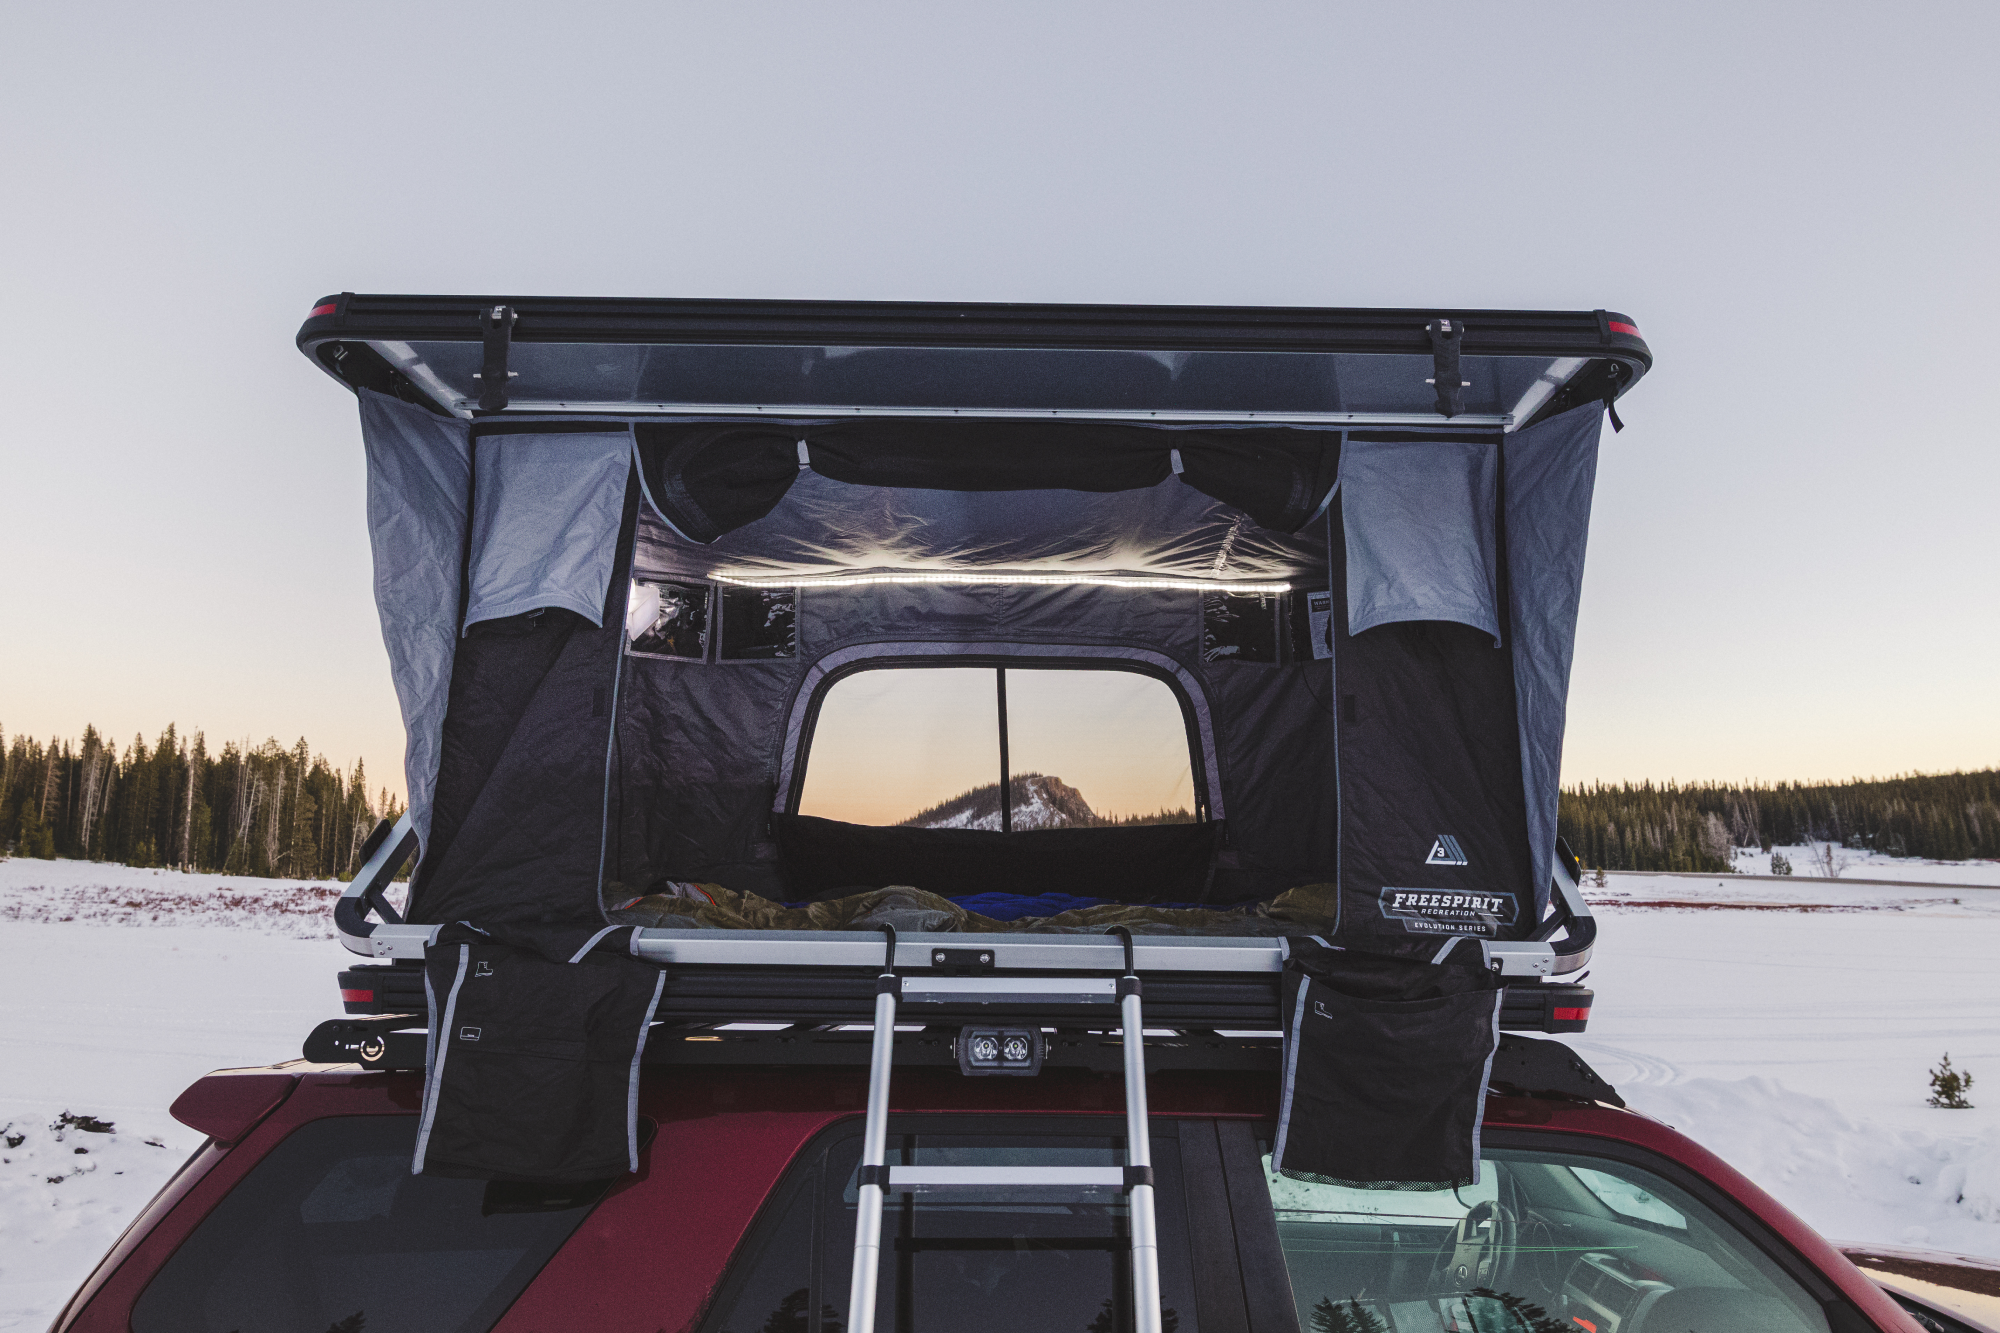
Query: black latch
475,304,518,412
1426,318,1469,418
1601,361,1626,433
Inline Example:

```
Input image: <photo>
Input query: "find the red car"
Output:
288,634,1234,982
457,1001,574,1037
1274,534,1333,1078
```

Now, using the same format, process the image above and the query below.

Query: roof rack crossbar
341,911,1594,976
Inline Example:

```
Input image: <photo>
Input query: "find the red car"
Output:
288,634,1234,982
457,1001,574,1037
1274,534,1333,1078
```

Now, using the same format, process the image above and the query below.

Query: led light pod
956,1025,1044,1077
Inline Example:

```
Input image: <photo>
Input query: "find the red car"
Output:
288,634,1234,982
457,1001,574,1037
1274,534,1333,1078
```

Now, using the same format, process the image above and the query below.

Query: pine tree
37,739,59,827
1560,770,2000,872
1928,1054,1975,1109
177,735,197,869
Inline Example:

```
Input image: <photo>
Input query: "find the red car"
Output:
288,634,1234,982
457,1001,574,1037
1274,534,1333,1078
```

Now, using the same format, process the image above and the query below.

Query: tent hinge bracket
474,304,519,412
1425,318,1470,418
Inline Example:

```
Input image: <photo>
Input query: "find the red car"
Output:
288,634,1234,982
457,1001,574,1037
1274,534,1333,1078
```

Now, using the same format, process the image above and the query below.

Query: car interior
1266,1144,1833,1333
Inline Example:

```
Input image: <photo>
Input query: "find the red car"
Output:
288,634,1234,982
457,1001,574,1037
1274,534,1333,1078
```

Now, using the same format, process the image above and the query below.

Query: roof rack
328,814,1596,1041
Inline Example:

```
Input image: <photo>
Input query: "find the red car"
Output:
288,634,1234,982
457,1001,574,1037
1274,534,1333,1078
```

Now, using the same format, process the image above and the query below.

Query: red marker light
340,988,374,1003
1553,1006,1590,1022
310,301,338,317
1606,321,1639,336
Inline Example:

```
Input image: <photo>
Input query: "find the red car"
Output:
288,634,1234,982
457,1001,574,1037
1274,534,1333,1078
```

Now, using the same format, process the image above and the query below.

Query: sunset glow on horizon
798,666,1196,827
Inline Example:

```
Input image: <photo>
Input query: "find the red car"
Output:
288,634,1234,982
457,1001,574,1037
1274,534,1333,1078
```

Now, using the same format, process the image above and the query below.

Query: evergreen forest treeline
2,723,403,880
6,718,1994,882
1558,770,2000,874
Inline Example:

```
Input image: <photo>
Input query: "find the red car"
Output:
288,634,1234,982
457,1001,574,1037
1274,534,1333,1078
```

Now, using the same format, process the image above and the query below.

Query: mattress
606,881,1340,937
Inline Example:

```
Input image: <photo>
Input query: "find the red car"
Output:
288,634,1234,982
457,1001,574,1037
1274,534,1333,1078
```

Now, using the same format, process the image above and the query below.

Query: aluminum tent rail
341,919,1593,977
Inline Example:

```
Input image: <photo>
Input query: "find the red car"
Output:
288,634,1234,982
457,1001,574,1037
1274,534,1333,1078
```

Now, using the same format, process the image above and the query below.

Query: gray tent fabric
634,469,1320,585
466,431,634,631
1340,437,1501,642
358,390,472,856
1502,404,1604,910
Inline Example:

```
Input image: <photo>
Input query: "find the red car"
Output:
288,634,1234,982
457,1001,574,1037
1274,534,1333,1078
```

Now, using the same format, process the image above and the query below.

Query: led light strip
708,570,1293,595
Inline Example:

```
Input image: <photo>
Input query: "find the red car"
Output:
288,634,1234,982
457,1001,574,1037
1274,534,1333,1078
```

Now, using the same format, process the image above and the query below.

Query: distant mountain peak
899,773,1097,831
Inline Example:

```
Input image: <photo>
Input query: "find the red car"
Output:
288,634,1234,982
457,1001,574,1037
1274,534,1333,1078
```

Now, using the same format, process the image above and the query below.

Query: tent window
718,587,797,660
627,579,711,660
798,666,1198,830
1201,591,1281,664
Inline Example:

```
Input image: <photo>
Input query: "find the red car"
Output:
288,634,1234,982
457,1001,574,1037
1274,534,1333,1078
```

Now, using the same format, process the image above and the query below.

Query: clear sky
4,2,1995,797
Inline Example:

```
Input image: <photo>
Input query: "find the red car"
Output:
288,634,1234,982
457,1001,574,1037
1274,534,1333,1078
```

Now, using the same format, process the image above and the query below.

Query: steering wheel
1432,1198,1519,1295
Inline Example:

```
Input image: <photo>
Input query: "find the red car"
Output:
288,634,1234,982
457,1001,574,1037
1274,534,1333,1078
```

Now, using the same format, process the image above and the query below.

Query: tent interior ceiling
633,474,1324,586
627,420,1344,585
367,339,1582,424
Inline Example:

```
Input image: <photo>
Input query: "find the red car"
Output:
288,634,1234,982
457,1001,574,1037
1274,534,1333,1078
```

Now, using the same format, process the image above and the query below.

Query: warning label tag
1307,591,1333,660
1377,886,1518,938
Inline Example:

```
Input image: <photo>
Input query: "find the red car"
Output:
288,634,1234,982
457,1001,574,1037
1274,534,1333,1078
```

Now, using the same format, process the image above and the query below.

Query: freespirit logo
1425,834,1469,866
1377,886,1518,937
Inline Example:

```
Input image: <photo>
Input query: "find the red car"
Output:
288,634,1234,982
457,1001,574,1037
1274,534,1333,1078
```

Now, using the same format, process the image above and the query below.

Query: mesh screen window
798,666,1197,829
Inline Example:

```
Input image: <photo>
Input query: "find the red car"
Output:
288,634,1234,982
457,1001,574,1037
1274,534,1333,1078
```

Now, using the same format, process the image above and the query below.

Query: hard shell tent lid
302,295,1648,948
299,294,1648,427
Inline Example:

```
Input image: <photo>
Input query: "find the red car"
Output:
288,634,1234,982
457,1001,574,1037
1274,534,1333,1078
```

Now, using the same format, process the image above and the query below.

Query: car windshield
1261,1144,1830,1333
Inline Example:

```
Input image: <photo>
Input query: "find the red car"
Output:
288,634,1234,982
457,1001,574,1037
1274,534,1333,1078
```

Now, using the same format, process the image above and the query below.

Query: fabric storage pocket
1273,938,1502,1190
417,929,665,1184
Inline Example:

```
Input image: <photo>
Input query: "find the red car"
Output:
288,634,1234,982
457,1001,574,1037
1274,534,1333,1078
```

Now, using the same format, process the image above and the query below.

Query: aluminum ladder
845,927,1164,1333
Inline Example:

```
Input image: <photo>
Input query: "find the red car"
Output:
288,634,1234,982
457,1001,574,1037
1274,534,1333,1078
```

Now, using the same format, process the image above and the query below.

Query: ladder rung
886,1166,1134,1200
900,976,1116,1006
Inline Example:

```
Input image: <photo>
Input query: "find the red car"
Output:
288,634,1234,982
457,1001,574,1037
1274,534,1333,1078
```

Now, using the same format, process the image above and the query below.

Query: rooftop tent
307,295,1647,952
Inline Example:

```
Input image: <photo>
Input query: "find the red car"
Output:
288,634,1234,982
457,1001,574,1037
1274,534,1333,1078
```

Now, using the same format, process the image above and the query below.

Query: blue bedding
947,891,1212,922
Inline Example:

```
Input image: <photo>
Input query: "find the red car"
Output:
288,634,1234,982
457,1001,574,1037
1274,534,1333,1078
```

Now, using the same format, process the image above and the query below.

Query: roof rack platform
330,812,1597,1045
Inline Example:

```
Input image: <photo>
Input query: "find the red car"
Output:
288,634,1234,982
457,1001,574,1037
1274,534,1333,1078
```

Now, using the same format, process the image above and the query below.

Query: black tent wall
1327,507,1534,953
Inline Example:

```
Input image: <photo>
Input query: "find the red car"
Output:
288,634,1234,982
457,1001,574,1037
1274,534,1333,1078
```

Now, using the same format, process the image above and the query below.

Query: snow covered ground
0,855,405,936
0,855,1997,1329
1578,866,2000,1261
0,862,363,1330
1725,842,2000,886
